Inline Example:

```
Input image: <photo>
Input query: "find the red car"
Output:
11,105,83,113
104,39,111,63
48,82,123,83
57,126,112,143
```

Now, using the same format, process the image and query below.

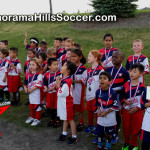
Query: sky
0,0,149,15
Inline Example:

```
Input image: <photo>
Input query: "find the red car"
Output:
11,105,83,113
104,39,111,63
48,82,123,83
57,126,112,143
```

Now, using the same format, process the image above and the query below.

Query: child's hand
28,89,32,94
124,100,132,105
10,63,15,68
97,109,102,117
7,67,11,72
43,86,48,92
24,86,28,93
49,87,55,92
128,107,138,114
25,32,27,38
3,77,6,82
100,112,107,117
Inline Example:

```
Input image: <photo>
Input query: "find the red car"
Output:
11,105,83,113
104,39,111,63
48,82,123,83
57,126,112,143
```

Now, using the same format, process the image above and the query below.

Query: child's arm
2,73,7,82
24,86,28,93
28,86,38,94
145,102,150,108
24,32,27,45
97,106,102,117
100,109,113,117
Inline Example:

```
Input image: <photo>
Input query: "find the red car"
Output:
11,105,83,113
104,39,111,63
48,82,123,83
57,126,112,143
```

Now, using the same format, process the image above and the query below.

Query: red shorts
73,103,85,113
86,99,96,112
40,87,47,102
7,75,21,93
46,92,57,109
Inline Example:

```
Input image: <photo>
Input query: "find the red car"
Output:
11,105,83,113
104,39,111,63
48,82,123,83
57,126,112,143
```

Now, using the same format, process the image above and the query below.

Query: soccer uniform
7,58,22,93
24,72,43,120
56,47,66,59
58,54,67,71
73,64,87,113
120,81,146,147
57,76,74,121
126,54,149,83
99,47,118,69
24,60,30,75
95,88,119,134
43,70,61,109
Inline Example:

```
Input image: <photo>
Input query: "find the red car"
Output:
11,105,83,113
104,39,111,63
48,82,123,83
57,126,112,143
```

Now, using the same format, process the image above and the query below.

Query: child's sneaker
31,119,41,126
92,129,98,136
122,143,129,150
47,120,54,127
104,140,111,150
128,145,138,150
77,123,84,132
68,136,78,145
57,134,67,142
111,134,118,144
84,125,96,133
53,120,61,128
92,137,98,144
25,117,34,124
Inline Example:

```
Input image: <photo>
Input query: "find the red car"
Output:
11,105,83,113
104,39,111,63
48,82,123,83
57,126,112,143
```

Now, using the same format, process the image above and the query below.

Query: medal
89,87,91,91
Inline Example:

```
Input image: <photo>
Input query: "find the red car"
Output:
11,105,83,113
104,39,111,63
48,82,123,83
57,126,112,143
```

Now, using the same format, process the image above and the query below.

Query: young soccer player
85,50,104,133
99,33,118,69
43,58,61,127
62,37,69,49
38,41,47,53
0,49,9,103
74,43,82,50
56,61,77,144
140,91,150,150
7,47,22,106
106,51,130,144
0,40,8,49
38,52,47,74
121,63,146,150
71,49,87,131
24,58,43,126
47,47,56,59
96,71,119,150
126,39,149,83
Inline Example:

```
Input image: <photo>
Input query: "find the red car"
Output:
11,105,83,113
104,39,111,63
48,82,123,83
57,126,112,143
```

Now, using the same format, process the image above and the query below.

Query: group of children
0,33,150,150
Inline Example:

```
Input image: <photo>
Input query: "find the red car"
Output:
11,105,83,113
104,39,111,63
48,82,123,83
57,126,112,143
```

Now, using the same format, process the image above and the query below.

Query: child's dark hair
28,48,36,55
130,63,144,73
103,33,113,41
99,71,112,81
47,58,57,66
55,37,62,42
63,37,69,41
40,41,47,46
0,49,9,57
0,40,8,45
30,37,39,46
66,61,77,75
74,43,81,50
9,47,18,53
71,49,86,64
39,52,47,61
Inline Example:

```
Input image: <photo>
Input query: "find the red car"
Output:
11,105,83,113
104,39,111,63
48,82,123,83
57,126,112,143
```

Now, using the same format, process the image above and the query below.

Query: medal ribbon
28,72,36,89
48,71,56,88
105,48,112,64
133,54,142,64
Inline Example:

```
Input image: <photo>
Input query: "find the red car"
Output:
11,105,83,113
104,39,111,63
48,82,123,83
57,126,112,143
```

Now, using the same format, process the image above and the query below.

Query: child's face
28,51,35,59
9,51,17,59
103,36,113,49
40,44,47,51
99,75,110,89
112,52,123,66
71,53,81,64
61,63,69,76
54,40,61,48
29,61,38,72
62,41,65,48
66,51,71,61
129,68,143,80
30,41,37,48
88,52,97,64
48,61,58,73
65,42,73,50
0,42,7,49
47,53,56,59
38,55,43,63
132,42,143,54
0,52,5,59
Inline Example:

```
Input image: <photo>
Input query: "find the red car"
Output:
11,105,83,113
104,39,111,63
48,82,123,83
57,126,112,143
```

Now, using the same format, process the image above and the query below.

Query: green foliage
91,0,138,17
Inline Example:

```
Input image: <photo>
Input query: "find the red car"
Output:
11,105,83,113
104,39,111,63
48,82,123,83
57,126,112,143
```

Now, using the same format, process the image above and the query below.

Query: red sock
88,111,94,126
79,118,84,124
36,111,41,120
0,132,1,136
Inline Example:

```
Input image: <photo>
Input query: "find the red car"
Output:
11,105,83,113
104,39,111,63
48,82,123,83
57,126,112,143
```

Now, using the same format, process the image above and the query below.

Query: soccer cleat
68,136,78,145
122,143,129,150
128,145,138,150
47,120,54,127
92,129,98,136
84,125,96,133
31,119,41,126
53,120,61,128
104,140,111,150
25,117,34,124
57,134,67,142
111,134,118,144
92,137,98,144
77,123,84,132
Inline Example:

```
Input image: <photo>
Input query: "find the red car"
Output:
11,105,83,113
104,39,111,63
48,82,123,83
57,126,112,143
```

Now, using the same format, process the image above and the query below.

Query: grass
0,21,149,150
136,8,150,14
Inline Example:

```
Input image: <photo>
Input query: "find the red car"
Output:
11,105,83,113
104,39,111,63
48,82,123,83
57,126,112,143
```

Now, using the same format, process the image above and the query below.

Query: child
38,41,47,53
71,49,87,131
126,39,149,83
106,51,130,144
85,50,104,133
121,63,146,150
56,61,77,145
0,49,9,103
38,52,47,74
7,47,22,106
62,37,69,49
0,40,8,49
24,49,36,76
43,58,61,127
24,58,43,126
99,33,118,69
96,71,119,150
54,37,66,59
140,90,150,150
47,47,56,59
74,43,82,50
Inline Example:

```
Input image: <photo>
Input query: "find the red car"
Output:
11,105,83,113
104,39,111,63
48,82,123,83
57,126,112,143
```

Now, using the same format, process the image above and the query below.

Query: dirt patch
71,13,150,30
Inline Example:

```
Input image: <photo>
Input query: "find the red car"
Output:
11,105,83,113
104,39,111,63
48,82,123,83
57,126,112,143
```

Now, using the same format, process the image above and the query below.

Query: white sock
62,131,67,136
72,135,77,138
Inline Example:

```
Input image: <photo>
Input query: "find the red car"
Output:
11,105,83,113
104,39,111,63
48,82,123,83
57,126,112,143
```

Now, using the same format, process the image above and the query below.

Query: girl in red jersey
71,49,87,131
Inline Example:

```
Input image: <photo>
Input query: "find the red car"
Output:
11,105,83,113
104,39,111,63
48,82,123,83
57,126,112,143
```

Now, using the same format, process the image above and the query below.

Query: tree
91,0,138,18
49,0,53,14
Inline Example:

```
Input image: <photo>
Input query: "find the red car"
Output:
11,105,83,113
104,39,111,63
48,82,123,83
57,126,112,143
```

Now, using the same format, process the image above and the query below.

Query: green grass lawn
0,21,149,150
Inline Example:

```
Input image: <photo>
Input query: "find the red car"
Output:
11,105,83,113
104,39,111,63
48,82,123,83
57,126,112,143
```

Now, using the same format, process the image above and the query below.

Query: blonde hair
47,47,56,55
65,38,74,46
29,58,41,72
90,50,102,66
133,39,144,46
